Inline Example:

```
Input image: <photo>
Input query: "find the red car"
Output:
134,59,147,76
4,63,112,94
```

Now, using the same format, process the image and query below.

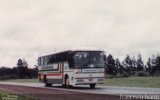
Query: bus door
58,63,63,81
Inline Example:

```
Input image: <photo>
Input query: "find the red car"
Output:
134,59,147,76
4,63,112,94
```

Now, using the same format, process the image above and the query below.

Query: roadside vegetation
4,79,39,83
103,53,160,88
105,54,160,78
104,77,160,88
4,77,160,88
0,59,37,80
0,92,35,100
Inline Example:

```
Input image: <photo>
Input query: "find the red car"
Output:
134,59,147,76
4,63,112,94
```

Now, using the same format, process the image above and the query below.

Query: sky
0,0,160,67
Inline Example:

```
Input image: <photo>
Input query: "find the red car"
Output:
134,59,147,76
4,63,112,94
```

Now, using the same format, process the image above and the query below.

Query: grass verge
0,92,35,100
3,79,39,83
104,77,160,88
3,77,160,88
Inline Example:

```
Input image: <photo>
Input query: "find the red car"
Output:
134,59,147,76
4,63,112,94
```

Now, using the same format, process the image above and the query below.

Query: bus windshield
74,51,104,68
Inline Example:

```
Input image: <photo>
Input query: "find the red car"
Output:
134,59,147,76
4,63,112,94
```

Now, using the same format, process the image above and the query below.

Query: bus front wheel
64,75,72,88
89,84,96,89
45,83,52,87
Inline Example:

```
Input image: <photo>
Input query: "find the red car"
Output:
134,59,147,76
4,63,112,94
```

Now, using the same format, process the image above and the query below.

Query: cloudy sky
0,0,160,67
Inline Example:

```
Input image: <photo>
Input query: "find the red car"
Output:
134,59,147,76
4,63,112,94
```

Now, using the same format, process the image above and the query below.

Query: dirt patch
0,84,119,100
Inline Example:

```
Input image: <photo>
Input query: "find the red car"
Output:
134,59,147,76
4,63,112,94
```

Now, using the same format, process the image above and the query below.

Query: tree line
105,53,160,77
0,59,37,80
0,53,160,80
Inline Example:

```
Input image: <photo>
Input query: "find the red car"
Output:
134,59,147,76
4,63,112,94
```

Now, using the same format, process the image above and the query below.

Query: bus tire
64,75,72,88
44,75,52,87
43,75,47,83
89,83,96,89
45,83,52,87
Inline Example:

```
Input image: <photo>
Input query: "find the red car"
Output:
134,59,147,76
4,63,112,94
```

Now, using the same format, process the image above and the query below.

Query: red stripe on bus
46,73,62,76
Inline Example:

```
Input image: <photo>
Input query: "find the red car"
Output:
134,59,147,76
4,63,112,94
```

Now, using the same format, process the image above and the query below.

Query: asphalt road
0,82,160,95
0,84,119,100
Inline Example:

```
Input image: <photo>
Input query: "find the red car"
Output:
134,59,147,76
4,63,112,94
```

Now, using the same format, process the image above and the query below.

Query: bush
134,71,148,77
120,72,129,78
105,72,129,78
105,74,119,79
153,71,160,77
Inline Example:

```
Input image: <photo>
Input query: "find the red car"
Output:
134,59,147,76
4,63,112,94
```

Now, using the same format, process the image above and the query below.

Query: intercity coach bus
38,49,106,88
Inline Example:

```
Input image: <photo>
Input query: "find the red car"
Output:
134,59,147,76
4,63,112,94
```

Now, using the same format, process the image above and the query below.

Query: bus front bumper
74,77,105,85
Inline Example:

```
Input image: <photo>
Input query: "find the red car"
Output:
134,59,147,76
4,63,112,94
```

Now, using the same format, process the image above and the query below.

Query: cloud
0,0,160,67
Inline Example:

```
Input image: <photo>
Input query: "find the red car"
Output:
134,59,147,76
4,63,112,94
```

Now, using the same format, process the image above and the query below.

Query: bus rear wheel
89,84,96,89
44,75,52,87
45,83,52,87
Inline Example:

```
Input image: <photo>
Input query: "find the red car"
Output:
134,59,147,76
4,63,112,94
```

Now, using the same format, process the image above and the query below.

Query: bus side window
44,56,48,65
68,56,74,68
64,62,69,70
41,57,45,65
41,57,44,65
48,55,55,64
48,56,52,64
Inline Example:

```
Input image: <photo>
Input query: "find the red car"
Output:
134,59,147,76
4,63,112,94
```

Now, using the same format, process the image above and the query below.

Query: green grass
0,80,38,100
0,92,35,100
104,77,160,88
4,77,160,88
4,79,39,83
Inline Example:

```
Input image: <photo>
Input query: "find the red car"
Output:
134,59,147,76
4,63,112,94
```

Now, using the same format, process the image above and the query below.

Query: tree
156,55,160,72
151,55,157,74
123,55,133,76
22,59,28,68
147,57,153,76
17,58,28,79
0,67,12,80
155,54,160,74
136,54,144,71
11,67,19,79
115,58,123,75
105,54,117,75
131,57,137,75
17,59,23,67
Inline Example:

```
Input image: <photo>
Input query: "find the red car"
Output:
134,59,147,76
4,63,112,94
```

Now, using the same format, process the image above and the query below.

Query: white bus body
38,50,105,88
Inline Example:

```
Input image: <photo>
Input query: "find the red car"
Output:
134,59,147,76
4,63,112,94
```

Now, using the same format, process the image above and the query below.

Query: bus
38,49,106,88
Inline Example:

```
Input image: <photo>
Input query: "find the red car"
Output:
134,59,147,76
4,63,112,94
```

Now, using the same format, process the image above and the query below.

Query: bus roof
38,49,104,58
70,47,102,51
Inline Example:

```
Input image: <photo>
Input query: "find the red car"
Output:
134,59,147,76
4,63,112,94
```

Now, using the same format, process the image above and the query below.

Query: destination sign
41,64,58,70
